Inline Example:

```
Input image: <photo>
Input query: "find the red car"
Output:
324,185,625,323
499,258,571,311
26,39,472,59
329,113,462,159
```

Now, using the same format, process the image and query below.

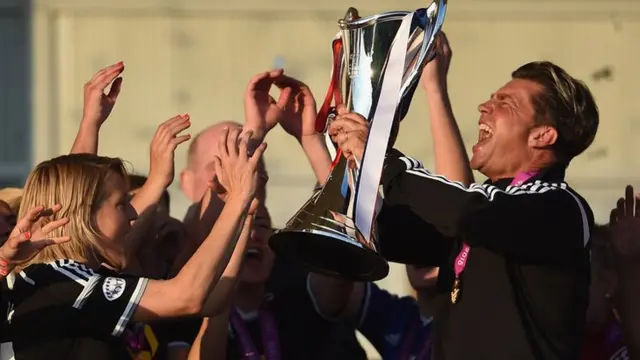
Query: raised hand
327,105,369,161
148,114,192,189
0,204,71,272
209,171,268,215
609,185,640,260
274,75,318,142
82,62,125,128
244,69,292,141
421,32,452,91
211,127,268,208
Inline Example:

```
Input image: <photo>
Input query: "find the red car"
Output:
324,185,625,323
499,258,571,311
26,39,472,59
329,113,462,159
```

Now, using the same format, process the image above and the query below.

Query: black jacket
377,149,593,360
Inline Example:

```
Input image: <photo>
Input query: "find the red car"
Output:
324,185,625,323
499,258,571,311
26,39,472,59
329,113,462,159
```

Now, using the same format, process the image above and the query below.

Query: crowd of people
0,32,638,360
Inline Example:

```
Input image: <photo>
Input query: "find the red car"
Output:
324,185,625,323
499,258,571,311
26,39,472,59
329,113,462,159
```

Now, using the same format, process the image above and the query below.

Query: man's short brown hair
512,61,599,162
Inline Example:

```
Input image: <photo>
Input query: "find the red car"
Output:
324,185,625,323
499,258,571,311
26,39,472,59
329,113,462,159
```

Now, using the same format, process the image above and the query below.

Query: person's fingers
337,112,368,125
106,77,124,102
276,87,293,110
87,62,122,85
610,208,618,227
617,197,626,219
155,115,182,145
33,236,72,250
165,114,191,137
329,117,367,134
169,135,191,148
625,185,635,217
6,231,31,250
246,71,270,93
93,64,125,91
248,143,268,168
13,205,45,234
238,130,253,161
218,127,230,159
227,127,242,158
40,217,70,234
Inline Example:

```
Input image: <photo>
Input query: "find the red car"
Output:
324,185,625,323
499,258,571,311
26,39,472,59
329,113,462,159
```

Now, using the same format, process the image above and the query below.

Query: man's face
470,78,542,178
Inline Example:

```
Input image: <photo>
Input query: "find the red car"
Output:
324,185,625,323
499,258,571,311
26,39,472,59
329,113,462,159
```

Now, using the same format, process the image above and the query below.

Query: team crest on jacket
102,277,126,301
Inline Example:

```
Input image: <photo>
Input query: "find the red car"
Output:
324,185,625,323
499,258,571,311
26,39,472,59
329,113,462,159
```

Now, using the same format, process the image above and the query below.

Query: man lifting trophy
269,0,448,281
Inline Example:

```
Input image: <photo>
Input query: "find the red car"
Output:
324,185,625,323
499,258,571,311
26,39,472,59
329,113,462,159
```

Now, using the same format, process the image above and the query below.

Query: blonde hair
0,187,23,213
17,154,128,271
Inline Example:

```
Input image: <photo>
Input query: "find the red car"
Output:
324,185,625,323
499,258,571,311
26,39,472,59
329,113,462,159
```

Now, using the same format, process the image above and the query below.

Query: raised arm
373,32,471,266
187,312,231,360
70,62,124,155
124,115,191,261
421,33,473,185
132,127,268,321
276,74,333,184
198,201,258,316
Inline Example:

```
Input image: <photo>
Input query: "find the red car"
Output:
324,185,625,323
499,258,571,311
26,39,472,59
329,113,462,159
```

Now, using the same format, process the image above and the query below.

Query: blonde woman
2,127,265,360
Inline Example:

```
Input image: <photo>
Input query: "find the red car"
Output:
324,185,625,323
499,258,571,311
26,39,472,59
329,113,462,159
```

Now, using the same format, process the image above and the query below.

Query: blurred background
1,0,639,356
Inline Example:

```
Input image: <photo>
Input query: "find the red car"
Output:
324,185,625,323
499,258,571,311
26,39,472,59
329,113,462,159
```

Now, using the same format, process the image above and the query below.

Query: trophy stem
269,153,389,282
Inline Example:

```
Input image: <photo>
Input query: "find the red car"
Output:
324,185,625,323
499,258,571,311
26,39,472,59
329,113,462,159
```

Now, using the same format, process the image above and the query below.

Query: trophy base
269,229,390,282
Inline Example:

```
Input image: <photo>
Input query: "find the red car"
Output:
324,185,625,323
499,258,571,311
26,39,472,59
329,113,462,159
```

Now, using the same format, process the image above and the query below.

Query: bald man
180,121,241,203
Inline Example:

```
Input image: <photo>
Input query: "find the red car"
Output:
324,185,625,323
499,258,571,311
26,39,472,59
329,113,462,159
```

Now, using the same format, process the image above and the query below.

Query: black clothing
151,318,201,359
2,260,148,360
377,149,593,360
226,256,367,360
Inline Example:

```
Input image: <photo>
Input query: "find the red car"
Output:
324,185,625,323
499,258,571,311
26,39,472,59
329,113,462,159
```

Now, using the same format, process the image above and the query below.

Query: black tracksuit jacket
376,149,594,360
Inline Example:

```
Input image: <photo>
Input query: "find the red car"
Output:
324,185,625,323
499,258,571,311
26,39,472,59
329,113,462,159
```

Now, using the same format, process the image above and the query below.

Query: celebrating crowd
0,32,638,360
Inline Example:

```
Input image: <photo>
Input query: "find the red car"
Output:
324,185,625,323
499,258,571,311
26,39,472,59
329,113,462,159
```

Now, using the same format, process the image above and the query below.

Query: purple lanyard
230,306,281,360
605,320,622,347
397,318,433,360
453,172,538,286
123,327,146,351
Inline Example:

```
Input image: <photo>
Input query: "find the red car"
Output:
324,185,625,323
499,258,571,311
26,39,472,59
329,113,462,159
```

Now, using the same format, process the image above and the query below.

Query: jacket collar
484,164,567,190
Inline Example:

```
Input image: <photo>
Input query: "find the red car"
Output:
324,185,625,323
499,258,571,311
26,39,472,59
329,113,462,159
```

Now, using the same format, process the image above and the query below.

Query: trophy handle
400,0,447,97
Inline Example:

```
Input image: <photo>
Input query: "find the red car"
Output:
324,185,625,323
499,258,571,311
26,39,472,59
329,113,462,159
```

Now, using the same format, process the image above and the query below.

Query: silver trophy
269,1,447,282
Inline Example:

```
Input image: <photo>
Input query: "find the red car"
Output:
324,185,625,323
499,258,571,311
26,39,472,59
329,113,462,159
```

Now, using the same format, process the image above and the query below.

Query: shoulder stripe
112,278,149,337
399,156,591,247
18,271,35,286
73,274,102,309
49,260,96,286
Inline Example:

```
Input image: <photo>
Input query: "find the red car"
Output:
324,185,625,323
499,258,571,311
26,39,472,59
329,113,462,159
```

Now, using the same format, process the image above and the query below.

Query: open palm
1,204,71,265
609,185,640,259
